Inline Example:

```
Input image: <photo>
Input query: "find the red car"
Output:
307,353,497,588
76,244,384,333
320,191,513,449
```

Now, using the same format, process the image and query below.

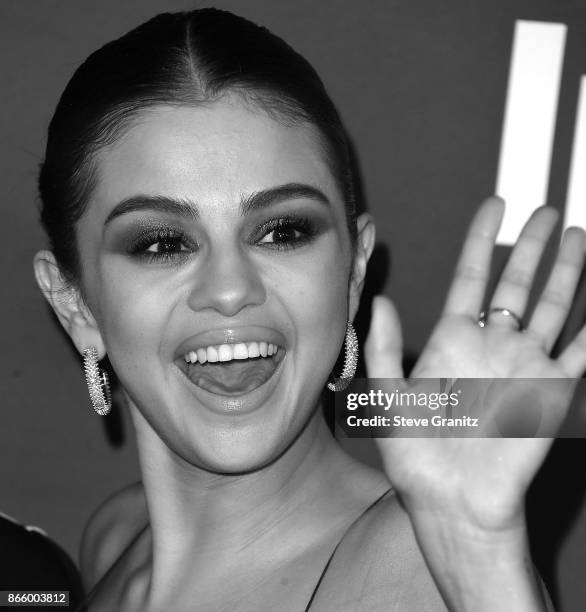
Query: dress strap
304,488,393,611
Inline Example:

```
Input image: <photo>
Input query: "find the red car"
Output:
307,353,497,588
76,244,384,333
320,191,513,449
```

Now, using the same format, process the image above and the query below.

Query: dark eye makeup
126,225,196,264
118,211,326,265
253,214,319,250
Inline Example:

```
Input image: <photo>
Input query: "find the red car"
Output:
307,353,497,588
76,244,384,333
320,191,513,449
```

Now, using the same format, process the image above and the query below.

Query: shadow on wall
528,439,586,608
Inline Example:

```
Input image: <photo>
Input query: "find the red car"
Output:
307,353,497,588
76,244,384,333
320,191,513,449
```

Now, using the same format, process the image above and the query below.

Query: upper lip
175,326,288,358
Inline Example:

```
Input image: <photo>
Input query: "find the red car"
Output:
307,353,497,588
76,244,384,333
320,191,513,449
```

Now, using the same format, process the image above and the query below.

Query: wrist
405,505,547,611
395,475,527,535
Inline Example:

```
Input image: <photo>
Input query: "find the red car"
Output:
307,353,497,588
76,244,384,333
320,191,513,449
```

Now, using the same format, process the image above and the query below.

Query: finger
364,295,404,379
527,227,586,350
557,322,586,377
442,197,505,319
488,206,559,329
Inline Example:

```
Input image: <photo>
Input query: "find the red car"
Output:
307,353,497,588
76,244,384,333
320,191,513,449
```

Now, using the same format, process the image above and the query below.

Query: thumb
364,295,404,379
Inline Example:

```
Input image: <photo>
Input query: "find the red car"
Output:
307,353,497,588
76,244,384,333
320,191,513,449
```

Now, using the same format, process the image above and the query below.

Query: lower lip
173,351,287,416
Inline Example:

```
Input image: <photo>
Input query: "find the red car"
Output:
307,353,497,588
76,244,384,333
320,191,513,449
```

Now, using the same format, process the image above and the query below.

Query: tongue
188,357,278,395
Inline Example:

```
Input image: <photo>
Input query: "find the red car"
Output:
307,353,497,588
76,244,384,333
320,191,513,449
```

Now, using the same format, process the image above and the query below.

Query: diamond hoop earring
83,347,112,416
327,321,358,392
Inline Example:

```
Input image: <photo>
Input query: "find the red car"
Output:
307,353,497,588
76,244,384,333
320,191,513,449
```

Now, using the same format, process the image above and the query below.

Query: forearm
407,508,551,612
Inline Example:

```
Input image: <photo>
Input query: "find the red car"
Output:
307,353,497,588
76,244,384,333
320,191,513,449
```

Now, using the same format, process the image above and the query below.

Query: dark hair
39,8,358,283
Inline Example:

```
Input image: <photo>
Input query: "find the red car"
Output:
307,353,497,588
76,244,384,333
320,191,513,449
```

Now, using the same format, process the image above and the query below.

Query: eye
259,225,304,245
128,227,196,263
256,216,316,250
145,236,191,254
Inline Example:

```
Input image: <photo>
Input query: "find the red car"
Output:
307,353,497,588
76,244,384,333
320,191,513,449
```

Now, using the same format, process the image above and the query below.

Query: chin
177,422,303,476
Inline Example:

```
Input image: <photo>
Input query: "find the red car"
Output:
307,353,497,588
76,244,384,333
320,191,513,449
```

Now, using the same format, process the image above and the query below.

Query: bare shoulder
80,481,148,591
314,490,448,611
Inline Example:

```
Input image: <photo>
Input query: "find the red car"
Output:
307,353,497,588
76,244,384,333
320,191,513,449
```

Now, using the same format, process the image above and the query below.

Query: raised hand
363,198,585,610
364,197,585,527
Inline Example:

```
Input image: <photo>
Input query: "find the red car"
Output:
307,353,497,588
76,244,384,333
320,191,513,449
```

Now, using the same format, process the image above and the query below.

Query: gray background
1,1,585,610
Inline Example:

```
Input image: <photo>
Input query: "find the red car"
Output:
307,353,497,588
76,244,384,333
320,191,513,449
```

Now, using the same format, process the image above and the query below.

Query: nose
187,245,267,317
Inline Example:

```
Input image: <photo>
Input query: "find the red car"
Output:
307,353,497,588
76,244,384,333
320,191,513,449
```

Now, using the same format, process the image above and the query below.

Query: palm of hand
385,316,574,530
412,314,565,379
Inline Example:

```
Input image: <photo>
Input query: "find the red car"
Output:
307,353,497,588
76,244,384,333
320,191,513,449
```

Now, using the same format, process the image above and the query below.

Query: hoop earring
327,321,358,392
83,347,112,416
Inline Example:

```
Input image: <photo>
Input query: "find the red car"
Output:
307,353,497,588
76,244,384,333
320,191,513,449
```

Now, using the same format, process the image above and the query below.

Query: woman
32,8,584,610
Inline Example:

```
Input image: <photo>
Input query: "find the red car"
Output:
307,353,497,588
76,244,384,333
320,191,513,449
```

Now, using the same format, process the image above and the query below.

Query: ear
33,251,106,358
348,213,376,320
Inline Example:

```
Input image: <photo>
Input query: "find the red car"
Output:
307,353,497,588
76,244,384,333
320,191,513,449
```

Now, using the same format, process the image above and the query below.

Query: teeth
218,344,232,362
233,343,248,359
184,341,280,364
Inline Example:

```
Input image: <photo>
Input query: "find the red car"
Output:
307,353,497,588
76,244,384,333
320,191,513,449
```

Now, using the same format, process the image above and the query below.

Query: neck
129,404,358,595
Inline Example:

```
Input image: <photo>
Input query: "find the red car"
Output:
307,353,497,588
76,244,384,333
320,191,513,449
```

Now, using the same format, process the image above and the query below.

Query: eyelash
127,215,318,263
255,215,318,250
127,227,193,264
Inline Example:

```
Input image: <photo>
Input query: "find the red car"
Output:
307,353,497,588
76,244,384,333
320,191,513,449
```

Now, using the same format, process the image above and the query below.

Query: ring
478,307,524,331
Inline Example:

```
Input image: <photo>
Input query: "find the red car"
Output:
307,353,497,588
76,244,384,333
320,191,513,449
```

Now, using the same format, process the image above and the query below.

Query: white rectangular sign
564,76,586,231
495,20,567,244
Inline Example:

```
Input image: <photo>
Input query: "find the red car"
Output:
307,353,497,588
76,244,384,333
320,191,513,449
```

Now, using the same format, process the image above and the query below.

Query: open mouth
182,341,285,396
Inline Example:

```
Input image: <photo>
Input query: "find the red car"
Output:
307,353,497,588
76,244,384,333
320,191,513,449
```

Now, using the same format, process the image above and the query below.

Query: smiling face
38,97,373,473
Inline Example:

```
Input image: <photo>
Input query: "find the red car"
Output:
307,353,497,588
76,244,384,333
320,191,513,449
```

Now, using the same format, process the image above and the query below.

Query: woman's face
72,97,364,473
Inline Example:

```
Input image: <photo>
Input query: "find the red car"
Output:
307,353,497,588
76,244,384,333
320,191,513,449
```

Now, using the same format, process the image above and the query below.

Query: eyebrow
240,183,330,215
104,183,330,224
104,195,199,224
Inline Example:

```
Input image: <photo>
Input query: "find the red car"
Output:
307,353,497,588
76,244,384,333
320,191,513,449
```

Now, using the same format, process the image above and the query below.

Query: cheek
300,256,347,320
94,267,185,430
266,237,351,356
92,264,174,365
